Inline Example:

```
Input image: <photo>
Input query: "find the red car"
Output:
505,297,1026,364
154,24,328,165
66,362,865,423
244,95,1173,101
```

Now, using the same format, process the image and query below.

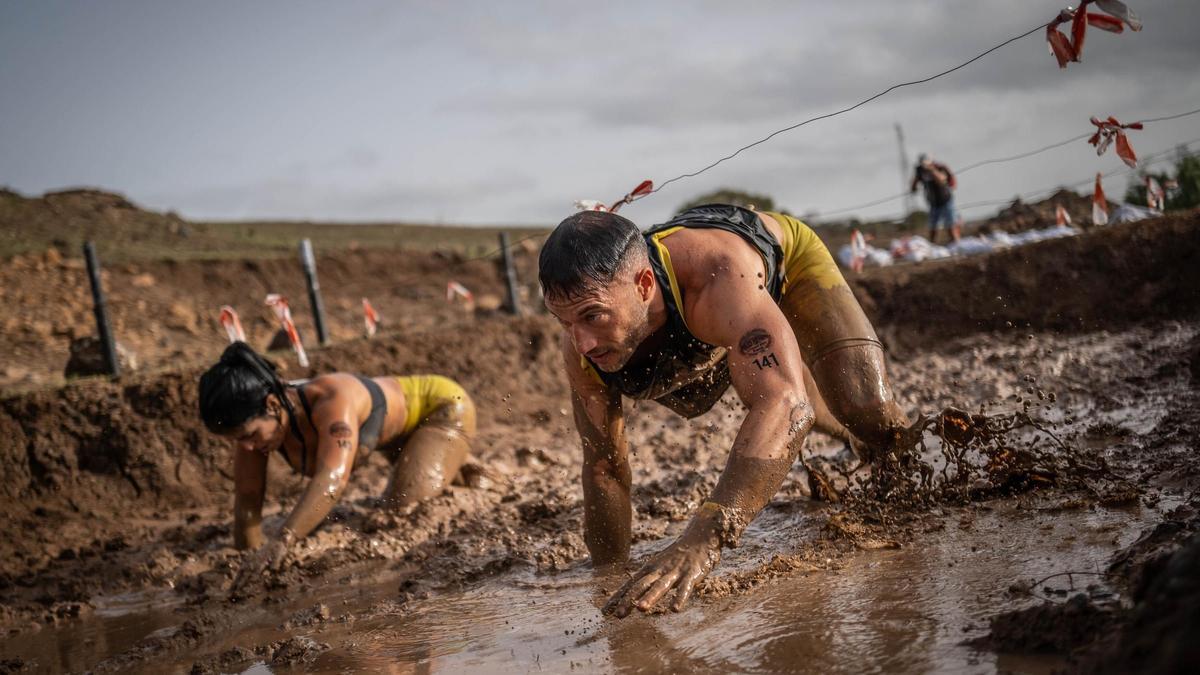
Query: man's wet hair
198,341,296,433
538,210,647,300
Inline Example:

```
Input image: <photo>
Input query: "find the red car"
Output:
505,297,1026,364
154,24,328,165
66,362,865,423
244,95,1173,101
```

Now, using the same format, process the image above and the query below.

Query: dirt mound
981,508,1200,674
4,200,1193,392
851,210,1200,353
0,244,519,390
1088,532,1200,674
980,594,1115,654
983,188,1109,233
0,188,197,261
0,315,564,571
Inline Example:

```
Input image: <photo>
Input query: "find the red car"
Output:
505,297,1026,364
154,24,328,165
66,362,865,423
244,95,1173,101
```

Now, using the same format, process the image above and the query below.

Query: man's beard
601,308,654,372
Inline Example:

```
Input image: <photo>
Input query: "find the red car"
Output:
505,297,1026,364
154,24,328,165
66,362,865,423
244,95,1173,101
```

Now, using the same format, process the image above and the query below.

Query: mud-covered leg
797,361,857,501
779,237,910,463
809,342,909,462
382,401,475,510
800,360,858,447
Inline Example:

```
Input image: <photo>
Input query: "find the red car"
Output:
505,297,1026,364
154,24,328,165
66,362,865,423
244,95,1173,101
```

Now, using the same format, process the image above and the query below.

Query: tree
676,188,781,215
1124,150,1200,211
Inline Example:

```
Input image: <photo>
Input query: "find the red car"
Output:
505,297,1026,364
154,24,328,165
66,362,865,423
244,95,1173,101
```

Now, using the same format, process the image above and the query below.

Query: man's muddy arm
281,409,358,541
562,335,631,566
702,394,813,547
605,248,812,617
232,444,269,550
687,248,814,544
574,388,631,565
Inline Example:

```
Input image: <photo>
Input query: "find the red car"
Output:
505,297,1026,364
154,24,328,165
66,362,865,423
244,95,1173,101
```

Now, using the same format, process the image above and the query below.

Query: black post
83,241,120,377
499,232,521,315
299,239,329,345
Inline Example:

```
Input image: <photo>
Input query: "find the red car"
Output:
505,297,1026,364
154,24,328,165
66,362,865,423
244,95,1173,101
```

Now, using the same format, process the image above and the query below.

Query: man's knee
828,388,905,447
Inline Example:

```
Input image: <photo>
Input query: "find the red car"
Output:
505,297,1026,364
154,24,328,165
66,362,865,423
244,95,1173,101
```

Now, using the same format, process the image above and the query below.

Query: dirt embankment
850,210,1200,353
0,316,564,574
5,199,1196,393
0,246,531,389
0,187,544,390
3,210,1197,536
983,188,1109,234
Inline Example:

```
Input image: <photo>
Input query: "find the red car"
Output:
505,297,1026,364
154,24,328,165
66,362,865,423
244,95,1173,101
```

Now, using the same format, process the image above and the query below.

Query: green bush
677,188,780,214
1124,151,1200,211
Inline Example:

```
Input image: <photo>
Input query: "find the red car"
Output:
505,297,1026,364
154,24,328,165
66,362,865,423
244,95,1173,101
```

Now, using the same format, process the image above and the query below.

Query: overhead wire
817,106,1200,218
468,122,1199,263
468,21,1058,262
955,136,1200,213
648,21,1052,196
465,17,1200,261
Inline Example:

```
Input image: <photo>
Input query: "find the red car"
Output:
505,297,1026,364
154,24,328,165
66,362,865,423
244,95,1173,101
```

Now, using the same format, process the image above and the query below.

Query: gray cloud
2,0,1197,225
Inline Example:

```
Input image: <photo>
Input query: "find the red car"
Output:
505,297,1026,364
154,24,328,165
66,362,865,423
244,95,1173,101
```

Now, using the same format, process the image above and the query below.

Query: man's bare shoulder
662,227,768,295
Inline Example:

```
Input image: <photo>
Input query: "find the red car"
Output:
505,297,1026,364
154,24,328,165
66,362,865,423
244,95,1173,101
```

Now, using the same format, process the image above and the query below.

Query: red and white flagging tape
1144,176,1165,211
1055,205,1072,226
362,298,380,337
264,294,309,367
1088,116,1143,168
446,281,474,308
1046,0,1141,69
574,180,654,214
1092,173,1109,226
219,305,246,343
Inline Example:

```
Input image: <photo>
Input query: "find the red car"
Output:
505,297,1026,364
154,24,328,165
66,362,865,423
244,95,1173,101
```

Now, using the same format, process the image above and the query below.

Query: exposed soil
982,188,1111,234
853,209,1200,354
0,200,1198,673
0,188,542,391
0,238,537,391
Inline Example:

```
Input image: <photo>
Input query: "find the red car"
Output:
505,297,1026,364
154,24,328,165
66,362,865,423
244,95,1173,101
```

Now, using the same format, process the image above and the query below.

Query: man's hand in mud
602,526,720,618
229,531,294,597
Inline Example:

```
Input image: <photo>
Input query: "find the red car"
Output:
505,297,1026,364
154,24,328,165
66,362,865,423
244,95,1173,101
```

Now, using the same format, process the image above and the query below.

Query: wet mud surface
1,211,1199,672
1,316,1197,673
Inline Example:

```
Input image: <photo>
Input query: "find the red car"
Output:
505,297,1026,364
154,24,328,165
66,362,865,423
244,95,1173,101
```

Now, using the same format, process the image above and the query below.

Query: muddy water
129,502,1144,675
0,590,185,673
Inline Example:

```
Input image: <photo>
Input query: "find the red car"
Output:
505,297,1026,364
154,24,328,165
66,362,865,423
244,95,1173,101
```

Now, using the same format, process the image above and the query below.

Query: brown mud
0,209,1198,672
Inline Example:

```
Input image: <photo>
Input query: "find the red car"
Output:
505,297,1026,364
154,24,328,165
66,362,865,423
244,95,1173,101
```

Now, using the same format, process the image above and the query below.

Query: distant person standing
910,153,959,245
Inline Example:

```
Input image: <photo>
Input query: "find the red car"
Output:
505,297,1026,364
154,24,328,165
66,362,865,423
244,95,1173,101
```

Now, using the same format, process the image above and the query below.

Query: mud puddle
0,563,407,674
0,590,185,673
135,502,1149,675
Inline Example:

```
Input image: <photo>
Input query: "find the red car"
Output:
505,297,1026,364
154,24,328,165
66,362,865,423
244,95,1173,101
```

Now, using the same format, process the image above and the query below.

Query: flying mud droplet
938,407,976,446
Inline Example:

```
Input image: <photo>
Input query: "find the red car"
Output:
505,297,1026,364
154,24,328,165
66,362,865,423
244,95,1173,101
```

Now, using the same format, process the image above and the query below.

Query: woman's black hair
198,341,298,434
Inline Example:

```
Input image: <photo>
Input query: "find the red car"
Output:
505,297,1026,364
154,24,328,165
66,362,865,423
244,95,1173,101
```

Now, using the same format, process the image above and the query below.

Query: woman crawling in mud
198,342,475,589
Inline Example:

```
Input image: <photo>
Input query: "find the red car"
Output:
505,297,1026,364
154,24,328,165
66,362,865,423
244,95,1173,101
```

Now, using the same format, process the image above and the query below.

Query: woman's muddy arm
281,409,358,541
232,444,269,550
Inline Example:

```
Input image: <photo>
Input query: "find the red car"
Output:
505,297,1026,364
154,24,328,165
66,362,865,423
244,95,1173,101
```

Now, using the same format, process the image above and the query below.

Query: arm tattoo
738,328,772,356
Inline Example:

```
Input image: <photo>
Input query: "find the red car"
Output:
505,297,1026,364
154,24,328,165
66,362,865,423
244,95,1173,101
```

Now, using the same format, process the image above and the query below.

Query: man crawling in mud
198,342,475,592
538,204,910,617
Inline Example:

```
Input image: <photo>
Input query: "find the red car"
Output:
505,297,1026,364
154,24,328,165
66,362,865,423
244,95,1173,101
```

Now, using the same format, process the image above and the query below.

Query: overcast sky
2,0,1198,226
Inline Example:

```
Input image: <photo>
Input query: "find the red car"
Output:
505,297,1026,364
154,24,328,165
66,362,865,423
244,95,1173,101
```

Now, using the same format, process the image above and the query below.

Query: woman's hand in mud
602,526,721,618
229,531,294,597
